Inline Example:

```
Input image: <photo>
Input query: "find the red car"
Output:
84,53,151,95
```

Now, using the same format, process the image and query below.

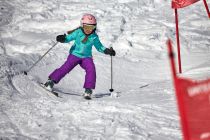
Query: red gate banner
176,77,210,140
172,0,200,8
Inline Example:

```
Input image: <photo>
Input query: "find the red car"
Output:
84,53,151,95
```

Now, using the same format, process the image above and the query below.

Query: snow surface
0,0,209,139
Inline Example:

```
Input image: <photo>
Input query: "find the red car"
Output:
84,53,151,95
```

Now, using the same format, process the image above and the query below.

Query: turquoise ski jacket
64,28,106,58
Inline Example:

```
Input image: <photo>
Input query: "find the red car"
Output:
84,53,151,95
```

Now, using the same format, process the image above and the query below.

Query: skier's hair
67,27,80,35
67,27,95,43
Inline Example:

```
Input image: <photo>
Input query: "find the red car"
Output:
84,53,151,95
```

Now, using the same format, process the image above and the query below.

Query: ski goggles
82,24,96,30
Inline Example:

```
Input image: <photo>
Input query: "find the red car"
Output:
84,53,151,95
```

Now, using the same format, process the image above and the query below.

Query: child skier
44,14,116,99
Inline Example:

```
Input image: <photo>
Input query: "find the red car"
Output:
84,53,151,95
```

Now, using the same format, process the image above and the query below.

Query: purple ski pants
49,54,96,89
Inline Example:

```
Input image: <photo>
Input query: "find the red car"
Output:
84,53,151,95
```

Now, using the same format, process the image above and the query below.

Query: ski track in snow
0,0,209,139
7,75,180,140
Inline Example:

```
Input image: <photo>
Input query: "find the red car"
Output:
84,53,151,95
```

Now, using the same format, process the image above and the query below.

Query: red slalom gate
167,39,210,140
171,0,209,73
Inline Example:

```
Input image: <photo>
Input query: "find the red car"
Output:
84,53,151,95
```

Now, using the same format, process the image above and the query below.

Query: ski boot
83,88,92,100
43,79,55,91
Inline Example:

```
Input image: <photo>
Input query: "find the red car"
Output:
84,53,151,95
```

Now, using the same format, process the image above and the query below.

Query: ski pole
109,47,114,92
24,41,58,75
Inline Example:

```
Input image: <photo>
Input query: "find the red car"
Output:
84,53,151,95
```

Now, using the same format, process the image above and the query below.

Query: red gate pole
167,39,177,79
175,9,182,73
203,0,210,18
167,39,190,140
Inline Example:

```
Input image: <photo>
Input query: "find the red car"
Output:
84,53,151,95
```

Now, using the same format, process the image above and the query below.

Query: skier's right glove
56,34,66,43
104,48,116,56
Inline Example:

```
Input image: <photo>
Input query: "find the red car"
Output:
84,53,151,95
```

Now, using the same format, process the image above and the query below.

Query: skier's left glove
56,34,66,43
104,48,116,56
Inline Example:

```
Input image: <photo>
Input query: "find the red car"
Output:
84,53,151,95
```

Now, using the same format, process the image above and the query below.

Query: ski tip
53,92,59,97
84,96,92,100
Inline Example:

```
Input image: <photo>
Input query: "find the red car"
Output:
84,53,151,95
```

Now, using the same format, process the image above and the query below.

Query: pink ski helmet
81,14,97,25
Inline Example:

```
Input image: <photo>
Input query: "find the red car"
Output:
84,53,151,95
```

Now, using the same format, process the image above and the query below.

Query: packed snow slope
0,0,209,139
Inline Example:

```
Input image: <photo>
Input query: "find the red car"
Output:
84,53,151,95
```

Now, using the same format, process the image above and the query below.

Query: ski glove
56,34,66,43
104,48,116,56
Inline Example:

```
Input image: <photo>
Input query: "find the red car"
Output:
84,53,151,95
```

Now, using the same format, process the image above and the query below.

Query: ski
40,83,59,97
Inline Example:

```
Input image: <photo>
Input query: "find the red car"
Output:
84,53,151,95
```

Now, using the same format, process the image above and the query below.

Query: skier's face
83,24,96,35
